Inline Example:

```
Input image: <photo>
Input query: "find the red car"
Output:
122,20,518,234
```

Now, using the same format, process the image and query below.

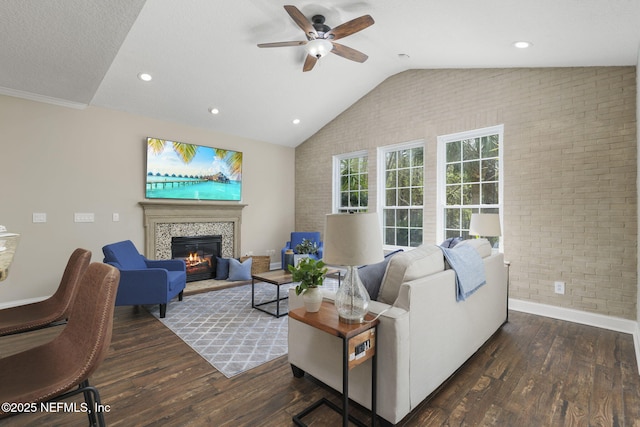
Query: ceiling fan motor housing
311,15,331,38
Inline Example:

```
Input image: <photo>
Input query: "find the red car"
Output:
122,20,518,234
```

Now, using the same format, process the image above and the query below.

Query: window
333,151,368,213
437,125,503,248
378,141,424,248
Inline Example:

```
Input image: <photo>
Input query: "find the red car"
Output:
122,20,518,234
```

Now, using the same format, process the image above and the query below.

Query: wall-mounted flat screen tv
145,137,242,201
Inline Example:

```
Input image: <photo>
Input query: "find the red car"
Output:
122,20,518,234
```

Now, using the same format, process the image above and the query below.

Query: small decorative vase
302,287,323,312
284,251,295,271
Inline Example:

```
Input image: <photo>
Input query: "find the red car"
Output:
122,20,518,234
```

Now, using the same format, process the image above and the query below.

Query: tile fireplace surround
139,201,246,260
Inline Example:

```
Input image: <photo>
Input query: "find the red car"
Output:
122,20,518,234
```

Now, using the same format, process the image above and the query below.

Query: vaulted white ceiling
2,0,639,147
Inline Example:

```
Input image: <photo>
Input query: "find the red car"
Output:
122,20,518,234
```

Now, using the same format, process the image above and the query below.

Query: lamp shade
469,213,501,237
0,229,20,281
323,213,384,267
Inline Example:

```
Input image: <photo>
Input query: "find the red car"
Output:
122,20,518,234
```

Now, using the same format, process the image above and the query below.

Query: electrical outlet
112,213,120,222
554,281,565,295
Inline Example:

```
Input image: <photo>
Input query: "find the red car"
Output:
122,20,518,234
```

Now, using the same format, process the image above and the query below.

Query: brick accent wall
296,67,637,320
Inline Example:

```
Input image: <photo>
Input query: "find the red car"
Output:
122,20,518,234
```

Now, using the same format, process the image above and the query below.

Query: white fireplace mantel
139,200,247,260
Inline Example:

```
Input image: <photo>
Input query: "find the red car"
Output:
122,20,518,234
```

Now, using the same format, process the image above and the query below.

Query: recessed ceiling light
209,107,220,115
138,72,153,82
292,118,301,125
513,41,532,49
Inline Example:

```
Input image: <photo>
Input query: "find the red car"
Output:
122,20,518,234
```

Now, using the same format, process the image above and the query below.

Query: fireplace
171,235,222,282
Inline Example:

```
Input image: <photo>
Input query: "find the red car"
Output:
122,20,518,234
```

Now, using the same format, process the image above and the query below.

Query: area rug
147,278,339,378
183,278,251,296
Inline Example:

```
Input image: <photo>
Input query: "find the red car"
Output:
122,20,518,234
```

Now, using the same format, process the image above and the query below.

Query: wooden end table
289,301,379,427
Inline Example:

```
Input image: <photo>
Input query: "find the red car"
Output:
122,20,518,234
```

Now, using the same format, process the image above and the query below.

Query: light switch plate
32,213,47,223
74,213,95,223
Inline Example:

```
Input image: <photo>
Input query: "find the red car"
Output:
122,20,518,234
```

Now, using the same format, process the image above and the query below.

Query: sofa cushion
228,257,252,281
456,238,492,258
359,249,403,300
377,244,445,304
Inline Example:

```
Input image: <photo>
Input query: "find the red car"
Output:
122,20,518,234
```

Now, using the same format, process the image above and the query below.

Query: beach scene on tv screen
146,138,242,201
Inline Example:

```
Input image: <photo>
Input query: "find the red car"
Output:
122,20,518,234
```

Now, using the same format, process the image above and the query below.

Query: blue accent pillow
228,257,252,281
358,249,403,300
215,257,230,280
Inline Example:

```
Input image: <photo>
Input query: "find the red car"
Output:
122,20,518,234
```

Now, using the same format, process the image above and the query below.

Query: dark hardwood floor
1,307,639,426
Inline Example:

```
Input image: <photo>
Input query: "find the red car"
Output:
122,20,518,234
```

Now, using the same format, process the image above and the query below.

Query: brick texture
295,67,637,320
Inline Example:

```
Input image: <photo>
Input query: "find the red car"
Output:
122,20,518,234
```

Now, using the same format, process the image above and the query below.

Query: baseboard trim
509,298,640,374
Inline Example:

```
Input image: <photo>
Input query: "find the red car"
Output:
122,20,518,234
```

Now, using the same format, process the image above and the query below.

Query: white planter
302,287,323,312
293,254,310,266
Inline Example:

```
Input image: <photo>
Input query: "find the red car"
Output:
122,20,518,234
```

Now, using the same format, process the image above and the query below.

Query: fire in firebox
184,252,212,275
171,235,221,282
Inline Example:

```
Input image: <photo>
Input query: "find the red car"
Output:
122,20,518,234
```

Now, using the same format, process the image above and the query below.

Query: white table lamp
0,226,20,281
323,213,384,323
469,213,501,238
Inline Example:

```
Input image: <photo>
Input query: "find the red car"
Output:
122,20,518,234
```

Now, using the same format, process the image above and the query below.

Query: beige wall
0,95,295,305
296,67,637,320
637,51,640,328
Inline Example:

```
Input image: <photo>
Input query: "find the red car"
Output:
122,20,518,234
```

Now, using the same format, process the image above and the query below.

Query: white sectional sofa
288,239,508,425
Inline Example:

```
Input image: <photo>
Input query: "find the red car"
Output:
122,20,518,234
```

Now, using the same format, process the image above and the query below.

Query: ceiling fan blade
257,41,307,48
326,15,374,40
303,55,318,72
284,5,318,39
330,42,368,63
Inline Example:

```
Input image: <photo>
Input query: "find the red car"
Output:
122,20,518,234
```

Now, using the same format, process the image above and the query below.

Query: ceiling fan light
305,38,333,59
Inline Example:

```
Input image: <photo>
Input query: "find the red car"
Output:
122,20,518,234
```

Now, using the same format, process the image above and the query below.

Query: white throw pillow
377,244,445,304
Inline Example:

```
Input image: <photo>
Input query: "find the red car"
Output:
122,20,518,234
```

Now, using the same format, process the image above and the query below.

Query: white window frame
377,140,425,250
332,150,369,213
436,125,504,250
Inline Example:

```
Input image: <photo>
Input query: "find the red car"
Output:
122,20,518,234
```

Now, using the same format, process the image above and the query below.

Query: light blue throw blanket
440,245,486,301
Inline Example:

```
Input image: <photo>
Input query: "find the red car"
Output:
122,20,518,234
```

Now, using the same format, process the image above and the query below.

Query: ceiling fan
257,5,374,72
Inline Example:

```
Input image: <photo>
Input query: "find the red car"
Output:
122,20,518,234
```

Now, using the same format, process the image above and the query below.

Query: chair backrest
51,248,91,318
1,263,120,405
102,240,146,270
38,263,120,402
290,232,321,251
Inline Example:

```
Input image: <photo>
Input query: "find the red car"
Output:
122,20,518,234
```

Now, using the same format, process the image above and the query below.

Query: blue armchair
102,240,186,318
281,232,324,270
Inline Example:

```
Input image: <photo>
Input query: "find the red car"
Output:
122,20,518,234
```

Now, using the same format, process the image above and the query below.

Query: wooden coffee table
251,269,341,318
251,270,294,318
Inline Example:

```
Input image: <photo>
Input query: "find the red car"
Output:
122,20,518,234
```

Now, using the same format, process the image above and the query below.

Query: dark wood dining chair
0,262,120,426
0,248,91,336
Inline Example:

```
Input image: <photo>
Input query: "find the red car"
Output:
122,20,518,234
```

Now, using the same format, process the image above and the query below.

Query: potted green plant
294,238,318,254
293,238,319,265
288,257,328,312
